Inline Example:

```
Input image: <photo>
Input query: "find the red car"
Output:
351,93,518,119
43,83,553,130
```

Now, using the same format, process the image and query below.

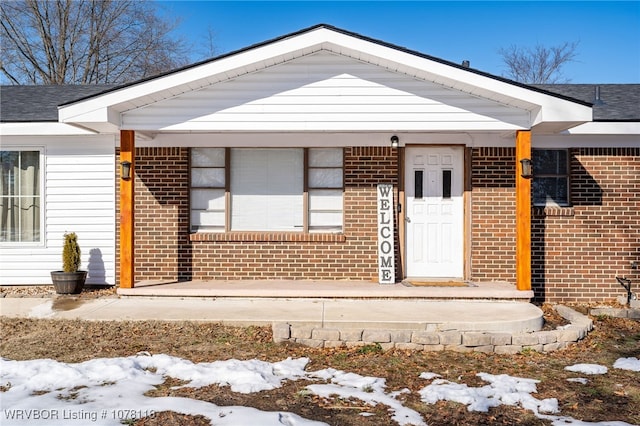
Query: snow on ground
1,354,637,426
565,364,609,375
613,357,640,372
567,378,590,384
308,368,425,426
419,373,559,415
418,373,637,426
0,355,323,426
27,300,55,318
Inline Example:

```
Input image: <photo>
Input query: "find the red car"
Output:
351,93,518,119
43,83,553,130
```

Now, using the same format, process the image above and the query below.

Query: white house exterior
1,25,638,303
1,88,117,285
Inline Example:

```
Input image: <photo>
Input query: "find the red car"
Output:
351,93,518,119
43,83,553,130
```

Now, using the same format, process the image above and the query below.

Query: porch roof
0,85,116,123
533,84,640,121
56,24,592,135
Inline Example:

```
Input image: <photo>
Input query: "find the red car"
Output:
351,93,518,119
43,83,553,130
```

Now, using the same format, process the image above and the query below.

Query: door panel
405,147,463,278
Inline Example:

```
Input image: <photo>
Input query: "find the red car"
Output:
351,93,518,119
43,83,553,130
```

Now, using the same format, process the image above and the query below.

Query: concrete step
0,297,543,334
117,280,534,301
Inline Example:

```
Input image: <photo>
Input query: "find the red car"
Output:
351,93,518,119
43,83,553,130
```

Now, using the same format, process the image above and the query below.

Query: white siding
60,27,591,132
0,135,116,285
122,52,530,132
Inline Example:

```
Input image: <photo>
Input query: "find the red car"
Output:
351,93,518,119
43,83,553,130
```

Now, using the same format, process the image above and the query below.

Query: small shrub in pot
51,232,87,294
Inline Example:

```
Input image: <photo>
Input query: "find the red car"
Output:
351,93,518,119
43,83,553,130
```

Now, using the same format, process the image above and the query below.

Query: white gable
121,52,531,132
59,25,591,134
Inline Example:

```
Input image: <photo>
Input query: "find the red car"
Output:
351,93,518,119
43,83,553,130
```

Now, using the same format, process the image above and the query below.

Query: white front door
405,147,464,278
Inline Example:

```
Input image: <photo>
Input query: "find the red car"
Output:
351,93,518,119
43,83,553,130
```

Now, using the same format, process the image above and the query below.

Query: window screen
308,148,343,232
190,148,225,232
532,149,569,206
231,148,304,231
1,150,41,242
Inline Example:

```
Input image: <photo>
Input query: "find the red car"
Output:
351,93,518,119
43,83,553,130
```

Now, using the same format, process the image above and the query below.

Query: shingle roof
6,83,636,124
2,24,637,125
533,84,640,121
0,85,116,122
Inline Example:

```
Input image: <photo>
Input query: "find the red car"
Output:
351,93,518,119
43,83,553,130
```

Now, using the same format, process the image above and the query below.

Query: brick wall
532,148,640,303
470,147,640,303
132,148,191,281
121,146,398,282
119,145,638,303
470,147,517,283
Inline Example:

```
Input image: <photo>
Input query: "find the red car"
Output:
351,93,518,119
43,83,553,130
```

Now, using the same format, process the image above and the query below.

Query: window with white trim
533,149,570,206
191,148,226,232
308,148,343,232
190,148,343,233
1,150,42,242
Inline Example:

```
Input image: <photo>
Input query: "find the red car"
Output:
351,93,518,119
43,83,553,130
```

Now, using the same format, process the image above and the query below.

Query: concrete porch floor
117,279,534,300
109,280,543,334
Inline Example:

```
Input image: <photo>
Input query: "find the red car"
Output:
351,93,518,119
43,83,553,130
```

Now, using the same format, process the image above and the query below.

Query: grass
1,308,639,425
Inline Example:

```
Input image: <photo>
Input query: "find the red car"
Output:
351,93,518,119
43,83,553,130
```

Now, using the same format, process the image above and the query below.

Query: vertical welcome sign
377,184,395,284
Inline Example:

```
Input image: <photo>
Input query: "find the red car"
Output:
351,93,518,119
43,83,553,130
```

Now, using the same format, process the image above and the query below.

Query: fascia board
562,121,640,135
0,122,98,136
59,101,116,124
529,96,592,126
534,134,640,148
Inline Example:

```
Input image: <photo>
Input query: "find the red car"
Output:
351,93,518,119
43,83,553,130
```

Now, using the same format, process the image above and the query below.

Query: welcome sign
377,184,395,284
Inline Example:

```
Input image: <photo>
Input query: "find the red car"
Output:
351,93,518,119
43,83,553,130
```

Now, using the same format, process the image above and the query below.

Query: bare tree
499,41,579,84
0,0,191,85
197,23,219,60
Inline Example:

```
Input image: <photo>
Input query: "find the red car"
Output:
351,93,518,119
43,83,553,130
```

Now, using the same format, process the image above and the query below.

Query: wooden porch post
397,146,405,281
120,130,135,288
515,130,531,291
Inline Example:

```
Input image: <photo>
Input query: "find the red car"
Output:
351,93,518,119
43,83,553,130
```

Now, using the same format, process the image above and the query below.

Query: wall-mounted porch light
121,160,132,180
390,135,399,148
520,158,533,179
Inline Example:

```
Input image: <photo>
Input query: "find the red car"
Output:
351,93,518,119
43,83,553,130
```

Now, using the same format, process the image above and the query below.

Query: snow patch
27,301,54,318
308,368,426,426
0,355,323,426
419,372,441,380
2,354,638,426
567,378,589,384
419,373,558,414
565,364,608,375
613,357,640,372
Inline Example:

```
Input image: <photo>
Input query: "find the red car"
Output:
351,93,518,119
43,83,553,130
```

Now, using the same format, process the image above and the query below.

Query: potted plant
50,232,87,294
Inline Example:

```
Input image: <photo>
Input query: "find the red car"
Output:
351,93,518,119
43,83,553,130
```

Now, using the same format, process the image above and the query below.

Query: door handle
405,217,411,223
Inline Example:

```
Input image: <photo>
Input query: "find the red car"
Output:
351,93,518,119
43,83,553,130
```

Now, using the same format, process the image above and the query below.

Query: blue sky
158,1,640,83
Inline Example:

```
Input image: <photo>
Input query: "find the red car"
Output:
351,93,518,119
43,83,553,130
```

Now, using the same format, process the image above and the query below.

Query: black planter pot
51,271,87,294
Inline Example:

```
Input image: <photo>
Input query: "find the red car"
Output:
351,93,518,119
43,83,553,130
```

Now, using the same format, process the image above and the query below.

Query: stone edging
589,306,640,319
272,305,593,354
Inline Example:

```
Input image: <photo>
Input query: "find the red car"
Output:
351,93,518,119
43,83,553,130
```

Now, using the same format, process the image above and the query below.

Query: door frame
398,144,469,280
